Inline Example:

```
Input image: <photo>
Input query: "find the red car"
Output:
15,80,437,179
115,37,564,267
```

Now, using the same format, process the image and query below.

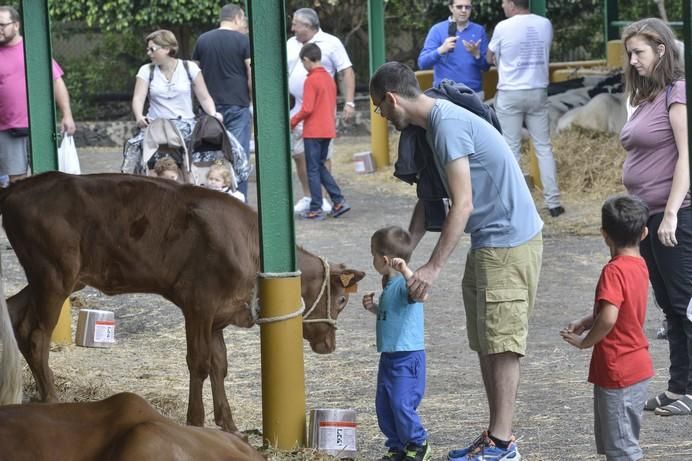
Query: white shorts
291,123,333,159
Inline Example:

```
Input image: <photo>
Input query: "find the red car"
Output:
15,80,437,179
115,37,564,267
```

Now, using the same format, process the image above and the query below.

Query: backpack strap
182,60,194,85
182,60,198,115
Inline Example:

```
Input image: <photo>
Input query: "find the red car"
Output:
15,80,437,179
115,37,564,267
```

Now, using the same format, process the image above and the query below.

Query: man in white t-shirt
287,8,355,214
487,0,564,218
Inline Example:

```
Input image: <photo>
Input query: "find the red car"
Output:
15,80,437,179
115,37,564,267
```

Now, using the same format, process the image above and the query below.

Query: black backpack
394,80,502,231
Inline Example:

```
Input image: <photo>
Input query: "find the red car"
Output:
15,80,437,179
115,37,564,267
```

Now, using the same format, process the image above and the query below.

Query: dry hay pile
550,127,626,198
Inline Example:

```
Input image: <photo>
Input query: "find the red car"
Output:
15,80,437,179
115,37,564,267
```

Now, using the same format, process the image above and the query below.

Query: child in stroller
204,160,245,202
153,157,182,182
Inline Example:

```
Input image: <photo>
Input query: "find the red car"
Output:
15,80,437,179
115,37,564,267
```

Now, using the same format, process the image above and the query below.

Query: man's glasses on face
454,4,472,10
0,21,16,29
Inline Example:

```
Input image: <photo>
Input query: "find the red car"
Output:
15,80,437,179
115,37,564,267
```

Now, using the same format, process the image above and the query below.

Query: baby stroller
188,114,251,190
139,118,192,182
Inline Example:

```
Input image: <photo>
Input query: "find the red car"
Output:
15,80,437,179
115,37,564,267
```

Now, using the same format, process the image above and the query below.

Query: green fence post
249,0,296,272
247,0,305,450
368,0,389,168
685,0,692,199
529,0,546,16
21,0,58,173
604,0,619,48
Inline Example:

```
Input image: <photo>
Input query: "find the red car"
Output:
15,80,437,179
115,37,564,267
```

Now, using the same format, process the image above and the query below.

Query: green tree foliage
48,0,222,32
49,0,685,119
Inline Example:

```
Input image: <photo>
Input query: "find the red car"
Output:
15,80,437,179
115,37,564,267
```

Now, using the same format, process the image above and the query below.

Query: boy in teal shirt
363,226,430,461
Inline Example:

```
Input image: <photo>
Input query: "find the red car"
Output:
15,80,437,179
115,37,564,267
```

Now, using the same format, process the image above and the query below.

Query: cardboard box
353,151,375,174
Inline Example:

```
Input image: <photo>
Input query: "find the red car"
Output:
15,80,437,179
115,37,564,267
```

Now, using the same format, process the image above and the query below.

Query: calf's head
300,255,365,354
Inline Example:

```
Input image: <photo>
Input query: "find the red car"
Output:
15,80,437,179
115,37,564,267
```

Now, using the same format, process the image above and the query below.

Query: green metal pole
249,0,296,271
368,0,389,169
685,0,692,202
529,0,546,16
247,0,305,450
368,0,385,74
604,0,619,47
21,0,58,173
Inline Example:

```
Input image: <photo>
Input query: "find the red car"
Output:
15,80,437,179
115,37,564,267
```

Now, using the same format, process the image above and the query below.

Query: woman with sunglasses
122,29,221,174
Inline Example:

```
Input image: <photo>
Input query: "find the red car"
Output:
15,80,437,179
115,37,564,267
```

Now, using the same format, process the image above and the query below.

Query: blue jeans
218,104,251,197
303,138,343,212
376,351,427,450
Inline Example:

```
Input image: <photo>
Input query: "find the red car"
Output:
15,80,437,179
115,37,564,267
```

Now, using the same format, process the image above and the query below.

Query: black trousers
640,206,692,395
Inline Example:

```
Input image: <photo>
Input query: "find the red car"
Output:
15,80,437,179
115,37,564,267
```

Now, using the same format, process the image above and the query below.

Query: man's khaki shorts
462,232,543,356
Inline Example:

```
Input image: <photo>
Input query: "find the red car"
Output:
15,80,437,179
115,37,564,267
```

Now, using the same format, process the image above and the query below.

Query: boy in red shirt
561,194,653,461
290,43,350,220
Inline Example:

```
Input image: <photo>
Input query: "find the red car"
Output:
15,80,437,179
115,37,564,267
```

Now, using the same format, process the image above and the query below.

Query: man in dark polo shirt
193,3,252,197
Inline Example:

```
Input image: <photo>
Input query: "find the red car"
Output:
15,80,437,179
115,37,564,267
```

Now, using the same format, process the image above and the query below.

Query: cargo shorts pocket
482,288,529,355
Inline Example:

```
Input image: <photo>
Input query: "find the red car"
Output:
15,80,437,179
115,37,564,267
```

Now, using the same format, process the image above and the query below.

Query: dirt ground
2,137,690,461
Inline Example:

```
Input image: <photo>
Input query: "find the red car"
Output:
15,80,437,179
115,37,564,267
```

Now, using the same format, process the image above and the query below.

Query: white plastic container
308,408,357,459
76,309,116,348
353,151,375,174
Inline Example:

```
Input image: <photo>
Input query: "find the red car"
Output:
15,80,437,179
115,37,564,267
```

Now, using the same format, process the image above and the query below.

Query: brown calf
0,172,364,433
0,392,266,460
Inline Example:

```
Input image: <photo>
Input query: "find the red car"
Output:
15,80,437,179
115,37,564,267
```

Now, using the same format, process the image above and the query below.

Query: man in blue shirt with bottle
417,0,489,99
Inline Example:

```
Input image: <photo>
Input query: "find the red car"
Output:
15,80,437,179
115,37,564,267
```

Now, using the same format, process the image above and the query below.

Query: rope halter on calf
251,256,335,326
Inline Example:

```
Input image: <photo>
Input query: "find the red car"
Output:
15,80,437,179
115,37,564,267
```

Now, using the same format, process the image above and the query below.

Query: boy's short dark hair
371,226,413,262
601,194,649,248
299,43,321,63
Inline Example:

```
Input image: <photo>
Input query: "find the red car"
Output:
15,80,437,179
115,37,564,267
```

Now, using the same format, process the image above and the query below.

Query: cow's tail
0,202,22,405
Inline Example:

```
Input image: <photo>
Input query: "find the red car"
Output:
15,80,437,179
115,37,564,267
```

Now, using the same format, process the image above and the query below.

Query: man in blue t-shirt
193,4,252,197
417,0,489,98
370,62,543,461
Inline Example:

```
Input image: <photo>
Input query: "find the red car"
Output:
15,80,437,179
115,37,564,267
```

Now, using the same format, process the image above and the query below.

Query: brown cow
0,172,364,433
0,392,266,460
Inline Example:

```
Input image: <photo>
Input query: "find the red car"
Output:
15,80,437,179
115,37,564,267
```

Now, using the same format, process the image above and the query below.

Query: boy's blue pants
376,350,427,450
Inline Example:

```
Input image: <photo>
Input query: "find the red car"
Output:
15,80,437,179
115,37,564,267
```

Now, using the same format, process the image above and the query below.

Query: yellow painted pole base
528,142,543,191
259,275,306,449
51,298,72,345
370,101,390,169
607,40,625,69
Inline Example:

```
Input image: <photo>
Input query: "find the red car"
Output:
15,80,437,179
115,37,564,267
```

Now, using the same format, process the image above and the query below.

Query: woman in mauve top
620,17,692,416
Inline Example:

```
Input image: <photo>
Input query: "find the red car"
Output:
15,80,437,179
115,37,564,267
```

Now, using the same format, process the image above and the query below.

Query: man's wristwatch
344,101,356,108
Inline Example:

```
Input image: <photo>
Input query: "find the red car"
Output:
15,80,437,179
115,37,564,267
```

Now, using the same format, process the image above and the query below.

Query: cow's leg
184,315,213,427
9,286,65,402
209,328,238,433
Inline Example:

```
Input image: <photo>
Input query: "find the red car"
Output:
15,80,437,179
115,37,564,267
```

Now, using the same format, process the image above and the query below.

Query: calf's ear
331,268,366,290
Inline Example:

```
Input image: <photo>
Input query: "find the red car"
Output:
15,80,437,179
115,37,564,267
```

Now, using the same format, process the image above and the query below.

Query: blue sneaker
448,432,490,460
464,437,520,461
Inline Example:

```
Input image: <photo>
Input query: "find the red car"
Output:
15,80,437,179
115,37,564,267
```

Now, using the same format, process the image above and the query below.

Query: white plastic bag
58,135,81,174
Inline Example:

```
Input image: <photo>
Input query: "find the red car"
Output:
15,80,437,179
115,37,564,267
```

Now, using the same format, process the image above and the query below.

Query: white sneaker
294,196,311,214
321,198,332,214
